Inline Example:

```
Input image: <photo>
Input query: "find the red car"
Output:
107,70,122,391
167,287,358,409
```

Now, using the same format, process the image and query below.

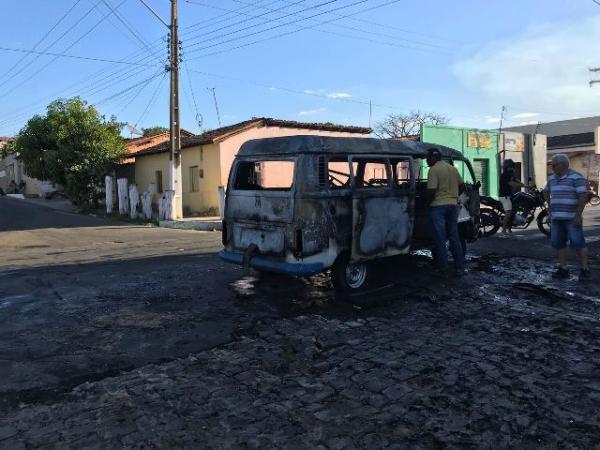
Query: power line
0,46,158,68
186,0,402,59
196,0,447,51
135,72,168,128
185,0,336,51
182,0,282,33
0,0,84,84
99,0,163,62
195,0,443,52
94,70,164,106
183,0,308,45
0,0,134,97
182,57,202,128
0,39,165,129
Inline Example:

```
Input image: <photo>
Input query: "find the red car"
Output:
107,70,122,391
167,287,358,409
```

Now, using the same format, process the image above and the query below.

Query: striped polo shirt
543,170,587,220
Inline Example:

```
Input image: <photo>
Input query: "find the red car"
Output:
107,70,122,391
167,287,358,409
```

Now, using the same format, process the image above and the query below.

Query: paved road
2,197,600,449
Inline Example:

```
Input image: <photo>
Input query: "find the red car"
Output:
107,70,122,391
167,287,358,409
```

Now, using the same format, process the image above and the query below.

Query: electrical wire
0,46,158,68
183,0,308,45
135,72,167,128
94,70,163,106
0,0,84,84
186,0,402,59
189,0,447,53
98,0,163,62
0,0,135,98
229,0,447,49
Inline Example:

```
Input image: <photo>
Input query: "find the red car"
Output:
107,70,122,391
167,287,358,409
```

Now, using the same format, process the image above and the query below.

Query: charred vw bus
219,136,480,290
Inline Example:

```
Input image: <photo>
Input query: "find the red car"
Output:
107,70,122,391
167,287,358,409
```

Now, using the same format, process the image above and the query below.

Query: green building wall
421,124,500,197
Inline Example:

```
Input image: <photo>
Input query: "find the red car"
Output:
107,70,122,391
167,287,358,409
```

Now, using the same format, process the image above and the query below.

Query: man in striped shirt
543,154,590,280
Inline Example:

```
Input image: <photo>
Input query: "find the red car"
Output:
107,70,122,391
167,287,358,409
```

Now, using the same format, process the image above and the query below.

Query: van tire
331,253,370,291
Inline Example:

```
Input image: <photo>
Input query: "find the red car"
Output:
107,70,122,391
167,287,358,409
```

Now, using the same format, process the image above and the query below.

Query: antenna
126,123,143,137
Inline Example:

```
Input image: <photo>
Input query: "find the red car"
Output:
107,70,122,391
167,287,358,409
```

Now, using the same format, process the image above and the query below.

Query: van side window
326,158,354,189
394,159,413,192
354,159,390,189
234,160,294,190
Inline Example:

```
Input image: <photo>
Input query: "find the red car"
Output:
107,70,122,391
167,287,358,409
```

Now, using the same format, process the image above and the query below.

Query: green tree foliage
142,126,168,137
13,97,125,208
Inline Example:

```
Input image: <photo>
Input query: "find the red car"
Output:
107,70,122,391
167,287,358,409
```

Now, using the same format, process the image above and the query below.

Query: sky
0,0,599,137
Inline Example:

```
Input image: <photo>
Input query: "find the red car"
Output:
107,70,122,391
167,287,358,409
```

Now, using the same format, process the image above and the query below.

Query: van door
226,158,296,255
350,156,414,262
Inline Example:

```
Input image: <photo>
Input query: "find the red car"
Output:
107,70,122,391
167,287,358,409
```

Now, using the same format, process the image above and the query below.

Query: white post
141,182,156,220
105,176,114,213
129,184,140,219
218,185,226,220
117,178,128,215
158,194,165,221
163,190,175,220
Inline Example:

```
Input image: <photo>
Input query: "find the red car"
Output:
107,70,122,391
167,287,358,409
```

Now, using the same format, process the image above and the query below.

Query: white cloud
268,87,277,91
519,120,539,126
327,92,352,99
304,89,325,95
298,107,326,116
512,112,540,119
485,116,501,124
453,14,600,117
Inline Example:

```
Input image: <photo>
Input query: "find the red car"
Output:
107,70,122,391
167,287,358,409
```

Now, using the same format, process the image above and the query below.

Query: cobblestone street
2,198,600,449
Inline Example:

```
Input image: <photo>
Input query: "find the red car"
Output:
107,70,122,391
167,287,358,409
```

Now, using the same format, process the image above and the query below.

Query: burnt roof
237,135,466,160
547,132,595,149
133,118,371,157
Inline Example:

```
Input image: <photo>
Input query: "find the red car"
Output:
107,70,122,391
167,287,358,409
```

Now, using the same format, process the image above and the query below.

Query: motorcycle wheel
480,208,500,237
537,209,551,236
589,195,600,207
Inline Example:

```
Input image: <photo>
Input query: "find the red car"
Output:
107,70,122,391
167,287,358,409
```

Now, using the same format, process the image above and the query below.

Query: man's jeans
429,205,465,271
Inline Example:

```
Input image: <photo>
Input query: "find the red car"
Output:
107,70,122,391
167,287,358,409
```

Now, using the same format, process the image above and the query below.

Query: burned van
219,136,480,290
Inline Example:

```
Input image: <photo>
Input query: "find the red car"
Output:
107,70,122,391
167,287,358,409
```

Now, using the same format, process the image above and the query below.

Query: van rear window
234,160,295,190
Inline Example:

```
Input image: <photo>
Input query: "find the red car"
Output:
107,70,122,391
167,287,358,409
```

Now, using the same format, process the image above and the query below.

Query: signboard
467,131,493,149
504,133,525,152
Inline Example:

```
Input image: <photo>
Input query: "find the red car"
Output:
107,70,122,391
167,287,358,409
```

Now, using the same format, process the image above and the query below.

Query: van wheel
331,254,369,291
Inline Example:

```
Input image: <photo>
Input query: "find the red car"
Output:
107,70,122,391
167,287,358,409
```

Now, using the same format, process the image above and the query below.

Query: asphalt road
2,197,600,448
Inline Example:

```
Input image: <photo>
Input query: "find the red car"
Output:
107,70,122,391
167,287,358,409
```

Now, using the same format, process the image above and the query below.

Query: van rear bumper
219,250,324,276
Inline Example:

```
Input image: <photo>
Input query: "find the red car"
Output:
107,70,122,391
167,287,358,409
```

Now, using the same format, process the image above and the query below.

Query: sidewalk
159,216,222,231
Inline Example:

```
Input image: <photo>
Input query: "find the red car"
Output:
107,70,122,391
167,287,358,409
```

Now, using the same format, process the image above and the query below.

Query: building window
155,170,163,193
190,166,199,192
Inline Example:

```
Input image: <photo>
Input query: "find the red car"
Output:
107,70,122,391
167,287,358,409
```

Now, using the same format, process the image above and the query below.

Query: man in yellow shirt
426,148,465,276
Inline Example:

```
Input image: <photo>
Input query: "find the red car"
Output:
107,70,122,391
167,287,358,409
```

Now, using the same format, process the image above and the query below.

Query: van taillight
222,221,228,245
295,229,303,253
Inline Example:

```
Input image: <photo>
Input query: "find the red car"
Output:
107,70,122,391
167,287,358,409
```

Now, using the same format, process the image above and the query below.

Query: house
505,117,600,187
116,129,194,182
420,124,547,197
132,117,371,216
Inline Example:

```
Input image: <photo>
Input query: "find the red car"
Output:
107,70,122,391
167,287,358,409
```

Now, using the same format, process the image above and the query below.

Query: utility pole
208,87,222,127
168,0,182,219
137,0,182,219
590,67,600,87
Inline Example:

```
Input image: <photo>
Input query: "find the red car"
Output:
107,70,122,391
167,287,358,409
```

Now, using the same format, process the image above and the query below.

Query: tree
374,111,449,139
13,97,125,208
142,126,168,137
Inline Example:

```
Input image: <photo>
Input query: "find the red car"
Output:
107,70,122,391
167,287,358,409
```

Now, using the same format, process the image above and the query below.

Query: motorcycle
588,186,600,207
479,187,550,237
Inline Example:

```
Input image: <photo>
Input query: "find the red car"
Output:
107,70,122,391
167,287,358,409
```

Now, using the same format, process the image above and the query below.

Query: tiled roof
547,132,595,149
133,117,371,157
